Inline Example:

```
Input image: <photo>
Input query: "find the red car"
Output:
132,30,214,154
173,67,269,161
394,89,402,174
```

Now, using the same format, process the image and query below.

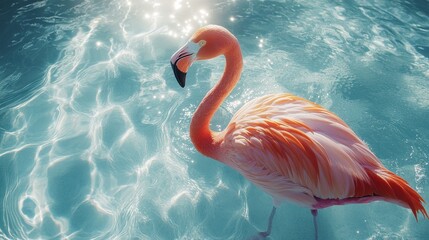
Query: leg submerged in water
259,206,277,237
311,209,318,240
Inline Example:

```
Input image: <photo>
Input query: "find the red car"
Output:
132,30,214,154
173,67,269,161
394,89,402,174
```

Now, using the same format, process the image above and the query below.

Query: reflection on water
1,0,429,239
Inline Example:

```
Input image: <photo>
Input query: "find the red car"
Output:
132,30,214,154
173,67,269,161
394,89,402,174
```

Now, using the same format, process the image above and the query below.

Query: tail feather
365,169,428,220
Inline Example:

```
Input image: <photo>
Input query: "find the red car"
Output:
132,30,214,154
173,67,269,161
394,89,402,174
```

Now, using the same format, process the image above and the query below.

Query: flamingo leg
311,209,318,240
258,206,277,237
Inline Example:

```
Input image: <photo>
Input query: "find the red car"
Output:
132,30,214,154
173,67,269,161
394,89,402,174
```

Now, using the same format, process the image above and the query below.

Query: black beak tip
171,62,186,88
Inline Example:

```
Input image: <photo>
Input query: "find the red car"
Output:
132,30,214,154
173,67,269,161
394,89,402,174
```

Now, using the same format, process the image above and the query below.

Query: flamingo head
170,25,236,87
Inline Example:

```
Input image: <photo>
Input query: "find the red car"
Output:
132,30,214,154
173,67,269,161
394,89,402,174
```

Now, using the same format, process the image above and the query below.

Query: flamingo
170,25,428,239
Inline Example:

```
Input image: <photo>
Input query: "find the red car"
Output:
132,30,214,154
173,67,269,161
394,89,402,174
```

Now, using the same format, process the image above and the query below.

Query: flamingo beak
170,41,200,88
170,59,189,88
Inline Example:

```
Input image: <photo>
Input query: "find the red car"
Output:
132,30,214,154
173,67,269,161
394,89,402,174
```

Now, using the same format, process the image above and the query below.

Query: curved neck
190,41,243,159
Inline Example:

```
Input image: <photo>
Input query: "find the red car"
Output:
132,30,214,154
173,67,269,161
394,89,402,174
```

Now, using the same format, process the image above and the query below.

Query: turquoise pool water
1,0,428,239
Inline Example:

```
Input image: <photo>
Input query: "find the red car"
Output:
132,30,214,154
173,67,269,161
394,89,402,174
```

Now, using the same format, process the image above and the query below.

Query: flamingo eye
199,40,206,47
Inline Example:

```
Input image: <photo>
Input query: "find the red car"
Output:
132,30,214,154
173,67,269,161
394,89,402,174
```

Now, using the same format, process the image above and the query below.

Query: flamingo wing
220,93,427,218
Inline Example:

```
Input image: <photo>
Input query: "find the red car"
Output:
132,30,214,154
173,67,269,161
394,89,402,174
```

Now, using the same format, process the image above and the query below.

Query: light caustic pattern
0,0,429,239
0,0,222,239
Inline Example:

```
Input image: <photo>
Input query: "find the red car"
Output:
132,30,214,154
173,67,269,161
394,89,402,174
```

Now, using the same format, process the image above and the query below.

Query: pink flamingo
170,25,428,239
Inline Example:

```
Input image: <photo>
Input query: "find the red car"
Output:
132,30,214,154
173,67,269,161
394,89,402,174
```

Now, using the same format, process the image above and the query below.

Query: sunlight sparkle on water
139,0,210,38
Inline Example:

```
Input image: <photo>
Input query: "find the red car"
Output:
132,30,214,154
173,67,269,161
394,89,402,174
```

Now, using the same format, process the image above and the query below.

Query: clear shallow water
0,0,428,239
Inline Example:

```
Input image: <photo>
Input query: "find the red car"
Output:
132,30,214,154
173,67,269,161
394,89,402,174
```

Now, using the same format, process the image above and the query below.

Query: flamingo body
220,93,426,216
170,25,428,237
221,93,368,205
